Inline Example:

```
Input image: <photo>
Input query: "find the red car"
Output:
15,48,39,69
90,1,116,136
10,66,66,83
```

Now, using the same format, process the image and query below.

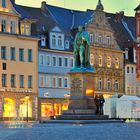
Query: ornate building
86,0,124,97
0,0,38,120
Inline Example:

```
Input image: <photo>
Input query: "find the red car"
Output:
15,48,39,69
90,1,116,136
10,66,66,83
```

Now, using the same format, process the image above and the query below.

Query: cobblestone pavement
0,123,140,140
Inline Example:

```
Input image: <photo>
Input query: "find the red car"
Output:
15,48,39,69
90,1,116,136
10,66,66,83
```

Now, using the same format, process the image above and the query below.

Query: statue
72,26,94,72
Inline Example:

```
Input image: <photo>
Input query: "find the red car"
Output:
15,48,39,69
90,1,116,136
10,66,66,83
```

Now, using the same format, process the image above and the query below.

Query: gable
0,0,20,16
51,26,62,32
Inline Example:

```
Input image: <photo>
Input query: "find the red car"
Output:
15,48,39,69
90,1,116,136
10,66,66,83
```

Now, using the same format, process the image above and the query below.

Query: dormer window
2,0,6,8
52,35,56,47
41,35,46,47
1,20,6,32
20,23,31,35
65,40,69,49
58,36,62,47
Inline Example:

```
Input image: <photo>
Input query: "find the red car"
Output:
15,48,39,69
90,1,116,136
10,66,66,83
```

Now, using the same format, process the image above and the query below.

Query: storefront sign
0,88,32,93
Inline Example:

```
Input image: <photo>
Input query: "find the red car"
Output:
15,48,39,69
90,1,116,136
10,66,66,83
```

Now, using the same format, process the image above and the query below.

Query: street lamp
25,95,30,123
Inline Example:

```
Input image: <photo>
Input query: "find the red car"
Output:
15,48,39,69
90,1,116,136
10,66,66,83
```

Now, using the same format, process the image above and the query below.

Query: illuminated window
114,80,119,91
25,24,30,35
107,79,111,91
3,98,16,117
21,24,25,34
99,55,102,67
107,56,111,68
19,98,32,117
41,103,53,117
98,78,102,90
90,54,94,66
115,58,119,69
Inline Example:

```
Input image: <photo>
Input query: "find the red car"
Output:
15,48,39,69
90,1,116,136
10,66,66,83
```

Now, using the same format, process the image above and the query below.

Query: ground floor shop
0,92,38,121
38,98,69,120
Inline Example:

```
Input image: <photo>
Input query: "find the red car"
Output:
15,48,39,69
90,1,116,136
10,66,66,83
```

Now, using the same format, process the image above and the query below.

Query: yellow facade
0,0,38,120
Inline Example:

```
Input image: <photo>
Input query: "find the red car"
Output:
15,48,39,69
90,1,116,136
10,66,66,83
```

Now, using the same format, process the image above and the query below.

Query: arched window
98,78,102,90
114,80,119,91
107,79,111,90
98,55,102,67
90,54,94,66
107,56,111,68
115,58,119,69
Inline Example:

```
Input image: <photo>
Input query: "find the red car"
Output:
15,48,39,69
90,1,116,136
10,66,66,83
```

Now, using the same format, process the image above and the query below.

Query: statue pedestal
57,71,108,120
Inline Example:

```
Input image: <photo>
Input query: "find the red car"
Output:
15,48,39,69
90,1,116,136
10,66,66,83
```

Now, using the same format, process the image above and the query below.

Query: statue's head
78,26,83,32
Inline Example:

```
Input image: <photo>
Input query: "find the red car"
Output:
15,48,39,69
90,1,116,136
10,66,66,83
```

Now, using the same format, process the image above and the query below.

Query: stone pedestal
57,71,108,120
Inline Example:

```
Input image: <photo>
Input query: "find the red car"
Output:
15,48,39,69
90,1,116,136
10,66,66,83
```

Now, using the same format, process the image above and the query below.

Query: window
52,35,56,47
64,57,68,67
46,76,50,87
21,24,25,34
52,56,57,66
115,58,119,69
99,55,102,67
40,76,45,87
64,78,68,88
41,36,46,47
2,74,7,87
25,24,30,35
90,54,94,66
28,49,33,62
11,74,16,88
127,67,129,73
28,75,32,88
70,57,74,68
89,33,93,43
52,77,57,87
65,40,69,49
2,0,6,8
58,36,62,47
107,36,111,45
19,49,24,61
114,80,119,91
58,57,63,67
10,21,16,33
2,63,6,70
98,78,102,90
40,55,44,65
107,56,111,68
107,79,111,91
98,35,102,44
58,77,62,88
46,55,51,66
20,75,24,88
131,67,134,74
10,47,16,60
1,20,6,32
1,46,6,60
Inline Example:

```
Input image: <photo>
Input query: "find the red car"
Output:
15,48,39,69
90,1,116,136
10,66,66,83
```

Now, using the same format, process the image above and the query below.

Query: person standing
99,95,105,115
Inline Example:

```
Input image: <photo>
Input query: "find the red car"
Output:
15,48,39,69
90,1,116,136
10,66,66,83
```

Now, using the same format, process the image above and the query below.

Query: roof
134,4,140,11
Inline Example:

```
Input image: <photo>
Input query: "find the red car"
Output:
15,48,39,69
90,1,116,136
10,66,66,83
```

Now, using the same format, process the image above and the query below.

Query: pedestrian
99,95,105,115
94,94,100,114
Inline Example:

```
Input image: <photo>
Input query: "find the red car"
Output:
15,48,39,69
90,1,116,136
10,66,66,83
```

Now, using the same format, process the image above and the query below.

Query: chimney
41,1,46,11
11,0,15,4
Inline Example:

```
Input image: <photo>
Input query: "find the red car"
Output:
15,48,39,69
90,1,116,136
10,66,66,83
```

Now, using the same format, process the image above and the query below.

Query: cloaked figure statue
71,26,94,72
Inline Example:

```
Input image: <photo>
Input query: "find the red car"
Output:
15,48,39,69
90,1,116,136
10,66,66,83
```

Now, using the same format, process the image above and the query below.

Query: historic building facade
0,0,38,120
86,1,124,97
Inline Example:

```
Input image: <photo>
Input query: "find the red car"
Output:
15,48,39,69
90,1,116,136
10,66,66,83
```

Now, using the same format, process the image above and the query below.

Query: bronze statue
72,26,93,71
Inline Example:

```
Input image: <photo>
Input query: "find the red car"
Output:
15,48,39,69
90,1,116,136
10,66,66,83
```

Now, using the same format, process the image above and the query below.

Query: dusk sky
16,0,139,16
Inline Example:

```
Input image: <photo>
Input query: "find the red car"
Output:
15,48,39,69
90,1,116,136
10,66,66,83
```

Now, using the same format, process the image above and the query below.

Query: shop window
41,103,53,117
19,98,32,117
3,98,16,117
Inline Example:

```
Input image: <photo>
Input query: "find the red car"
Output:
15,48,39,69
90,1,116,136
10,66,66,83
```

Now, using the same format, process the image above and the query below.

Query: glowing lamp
86,89,94,96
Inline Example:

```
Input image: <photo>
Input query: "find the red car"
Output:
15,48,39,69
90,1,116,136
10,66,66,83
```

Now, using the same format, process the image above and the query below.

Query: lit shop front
0,89,38,120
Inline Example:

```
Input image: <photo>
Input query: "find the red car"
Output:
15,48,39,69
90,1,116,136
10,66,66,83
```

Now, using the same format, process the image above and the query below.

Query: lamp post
25,95,29,123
